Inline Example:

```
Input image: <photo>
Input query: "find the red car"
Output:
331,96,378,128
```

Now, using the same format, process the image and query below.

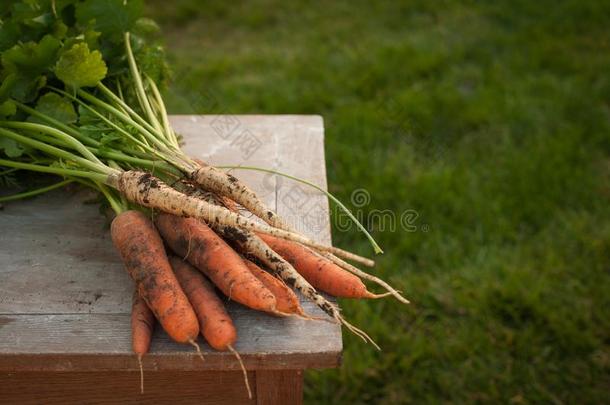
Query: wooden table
0,116,341,404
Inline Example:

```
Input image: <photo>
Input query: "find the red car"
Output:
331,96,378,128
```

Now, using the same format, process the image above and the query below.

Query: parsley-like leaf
55,42,107,89
75,0,143,41
1,34,61,76
29,92,77,124
0,137,24,158
137,44,170,85
0,100,16,117
0,20,22,52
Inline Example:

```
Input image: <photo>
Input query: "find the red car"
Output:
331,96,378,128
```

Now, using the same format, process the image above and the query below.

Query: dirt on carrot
155,212,278,313
111,210,200,345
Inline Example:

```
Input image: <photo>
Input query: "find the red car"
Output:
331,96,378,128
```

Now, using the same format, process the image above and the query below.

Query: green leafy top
2,34,61,75
75,0,143,41
29,92,77,124
55,42,107,89
0,0,168,108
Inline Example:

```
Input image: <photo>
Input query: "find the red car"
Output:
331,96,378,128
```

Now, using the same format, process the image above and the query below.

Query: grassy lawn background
147,1,610,403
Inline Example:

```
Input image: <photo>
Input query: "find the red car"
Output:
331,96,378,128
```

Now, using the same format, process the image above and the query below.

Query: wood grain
256,370,304,405
0,371,256,405
0,314,340,371
0,115,342,372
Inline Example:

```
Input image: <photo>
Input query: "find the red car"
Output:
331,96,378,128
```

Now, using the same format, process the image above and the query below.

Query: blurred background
147,1,609,403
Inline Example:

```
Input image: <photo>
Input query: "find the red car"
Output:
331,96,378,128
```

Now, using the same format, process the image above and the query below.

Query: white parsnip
190,164,293,230
108,171,373,265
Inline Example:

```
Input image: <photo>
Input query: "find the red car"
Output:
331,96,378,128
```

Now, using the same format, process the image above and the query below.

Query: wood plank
256,370,304,405
274,115,332,244
0,188,131,314
0,371,256,405
0,115,342,371
0,313,340,371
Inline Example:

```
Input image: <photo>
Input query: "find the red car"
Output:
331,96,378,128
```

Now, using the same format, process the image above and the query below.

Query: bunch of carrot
0,0,410,397
116,199,406,395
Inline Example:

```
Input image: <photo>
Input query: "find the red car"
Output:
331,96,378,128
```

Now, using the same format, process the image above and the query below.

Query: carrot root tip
338,316,381,351
189,339,205,362
295,311,335,323
228,344,252,400
137,354,144,394
271,310,293,317
364,291,393,299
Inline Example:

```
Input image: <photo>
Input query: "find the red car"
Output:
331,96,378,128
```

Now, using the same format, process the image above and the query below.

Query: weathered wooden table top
0,115,342,372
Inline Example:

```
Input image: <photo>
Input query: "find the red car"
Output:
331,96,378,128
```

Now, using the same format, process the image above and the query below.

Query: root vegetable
243,259,306,317
169,256,251,399
190,164,291,231
111,210,200,346
155,212,278,314
131,290,155,394
109,170,374,267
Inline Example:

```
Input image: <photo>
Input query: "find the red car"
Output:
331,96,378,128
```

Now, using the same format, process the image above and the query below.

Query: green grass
147,1,610,403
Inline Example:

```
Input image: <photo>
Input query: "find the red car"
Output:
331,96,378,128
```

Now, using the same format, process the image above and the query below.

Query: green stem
216,165,384,254
14,101,101,148
76,88,170,152
0,128,114,176
2,121,104,166
0,179,74,203
146,91,169,144
59,90,194,173
0,159,109,183
96,181,125,214
92,149,181,176
124,32,165,137
50,86,154,153
98,82,156,146
71,177,124,215
77,89,194,171
10,126,181,179
18,128,70,150
146,75,179,148
112,79,130,116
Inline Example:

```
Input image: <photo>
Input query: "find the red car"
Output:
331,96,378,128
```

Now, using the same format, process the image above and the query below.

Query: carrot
131,290,155,394
320,251,409,304
155,212,278,314
169,256,237,350
111,210,200,351
208,190,407,303
169,256,251,399
202,189,402,302
257,233,383,299
243,259,306,317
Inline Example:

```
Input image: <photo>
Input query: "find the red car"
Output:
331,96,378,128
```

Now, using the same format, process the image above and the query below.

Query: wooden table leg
255,370,303,405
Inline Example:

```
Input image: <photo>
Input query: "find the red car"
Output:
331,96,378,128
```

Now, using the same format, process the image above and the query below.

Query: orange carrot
257,233,381,299
169,256,251,399
243,259,305,317
111,210,200,348
131,290,155,394
169,256,237,350
155,213,277,313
